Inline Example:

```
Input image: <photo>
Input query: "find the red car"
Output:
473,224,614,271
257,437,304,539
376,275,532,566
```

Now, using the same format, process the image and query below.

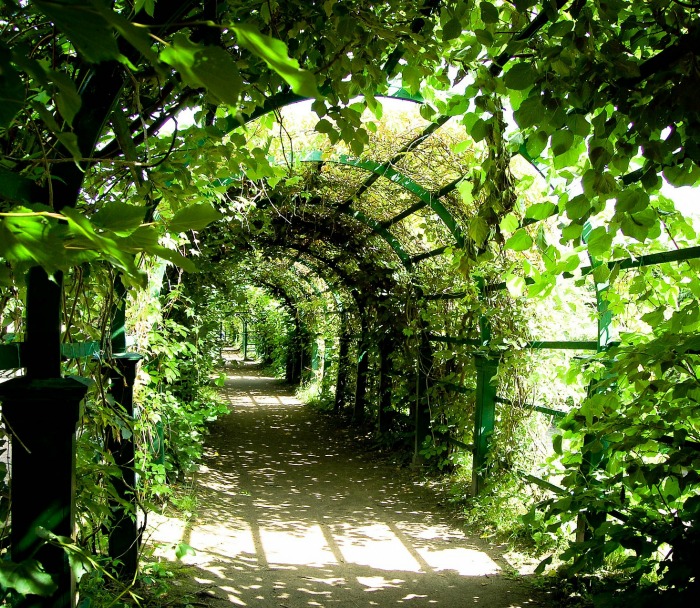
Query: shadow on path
148,363,545,607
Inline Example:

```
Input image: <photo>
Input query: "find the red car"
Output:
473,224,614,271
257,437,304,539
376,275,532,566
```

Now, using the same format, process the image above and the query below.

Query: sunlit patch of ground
147,362,546,607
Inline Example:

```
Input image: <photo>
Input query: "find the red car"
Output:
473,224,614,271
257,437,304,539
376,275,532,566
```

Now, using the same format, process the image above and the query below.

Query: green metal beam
340,115,452,210
346,208,413,269
411,245,450,263
0,341,102,371
428,334,480,346
382,200,428,228
526,340,598,350
578,245,700,276
242,87,424,126
301,151,464,247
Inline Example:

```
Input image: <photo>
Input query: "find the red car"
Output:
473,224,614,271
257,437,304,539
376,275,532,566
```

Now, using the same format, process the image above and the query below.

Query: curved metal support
242,87,424,126
301,151,465,248
346,208,413,270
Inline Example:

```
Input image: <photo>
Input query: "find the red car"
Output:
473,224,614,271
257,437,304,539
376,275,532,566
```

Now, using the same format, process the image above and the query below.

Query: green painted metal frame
346,208,413,269
302,152,465,248
0,341,101,370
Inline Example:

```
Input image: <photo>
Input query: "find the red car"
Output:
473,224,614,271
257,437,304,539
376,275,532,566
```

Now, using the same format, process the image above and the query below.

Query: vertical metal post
472,354,499,495
110,275,127,355
242,318,249,361
413,323,433,465
353,313,369,423
321,336,333,396
576,263,613,542
1,266,88,607
285,320,302,383
311,338,320,373
377,330,393,434
105,354,142,578
334,313,351,413
24,267,62,379
0,378,87,608
575,223,613,542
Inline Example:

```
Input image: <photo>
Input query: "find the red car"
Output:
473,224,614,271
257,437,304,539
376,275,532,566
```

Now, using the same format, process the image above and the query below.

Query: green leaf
505,229,533,251
92,203,148,234
506,273,527,297
525,129,548,158
621,209,657,242
534,555,553,575
33,0,120,63
470,118,489,142
68,548,94,583
233,25,318,98
513,95,544,129
468,216,490,246
98,4,160,67
504,63,535,91
566,114,590,137
315,118,334,134
160,34,243,106
550,130,574,157
663,161,700,188
474,28,493,46
585,226,612,257
49,69,82,127
31,101,82,159
0,166,34,204
0,558,58,597
615,188,649,214
480,1,500,24
565,194,590,221
62,207,143,279
525,202,557,221
0,44,23,129
117,231,196,273
175,542,196,559
442,18,463,41
134,0,155,16
169,203,222,233
592,264,610,284
0,212,67,272
499,213,519,233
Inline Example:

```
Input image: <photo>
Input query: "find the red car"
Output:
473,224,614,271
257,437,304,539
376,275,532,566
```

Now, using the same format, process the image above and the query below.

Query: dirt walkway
148,363,545,607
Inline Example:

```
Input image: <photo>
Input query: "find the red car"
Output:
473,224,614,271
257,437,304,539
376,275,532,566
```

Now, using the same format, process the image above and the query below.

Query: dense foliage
1,0,699,605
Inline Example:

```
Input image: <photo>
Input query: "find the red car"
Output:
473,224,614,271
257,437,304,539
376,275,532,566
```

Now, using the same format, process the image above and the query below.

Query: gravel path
148,363,545,607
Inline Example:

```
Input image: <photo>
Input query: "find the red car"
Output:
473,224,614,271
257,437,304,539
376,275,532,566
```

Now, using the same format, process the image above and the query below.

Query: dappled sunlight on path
148,363,543,607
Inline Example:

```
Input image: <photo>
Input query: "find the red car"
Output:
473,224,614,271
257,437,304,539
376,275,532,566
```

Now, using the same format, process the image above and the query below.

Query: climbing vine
1,0,700,605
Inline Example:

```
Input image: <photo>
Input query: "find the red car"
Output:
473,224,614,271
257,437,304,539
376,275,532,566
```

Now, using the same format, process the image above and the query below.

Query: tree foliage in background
1,0,700,604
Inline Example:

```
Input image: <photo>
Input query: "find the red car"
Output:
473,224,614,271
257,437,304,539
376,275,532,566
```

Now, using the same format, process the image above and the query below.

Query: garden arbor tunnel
183,93,603,475
2,1,700,605
4,91,700,605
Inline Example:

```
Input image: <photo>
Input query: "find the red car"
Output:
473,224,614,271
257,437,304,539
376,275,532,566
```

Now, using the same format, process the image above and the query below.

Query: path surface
149,363,544,607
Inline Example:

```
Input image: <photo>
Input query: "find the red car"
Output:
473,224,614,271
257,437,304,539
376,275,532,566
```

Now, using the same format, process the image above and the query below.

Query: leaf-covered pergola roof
0,0,698,363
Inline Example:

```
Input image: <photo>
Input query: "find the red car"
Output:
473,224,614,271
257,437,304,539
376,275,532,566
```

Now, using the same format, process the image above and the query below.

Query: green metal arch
286,256,353,315
301,151,464,249
346,208,413,270
242,86,424,126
